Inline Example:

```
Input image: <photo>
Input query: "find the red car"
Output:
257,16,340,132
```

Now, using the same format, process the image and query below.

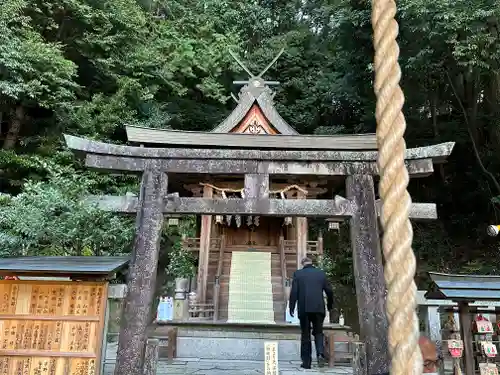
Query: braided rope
371,0,422,374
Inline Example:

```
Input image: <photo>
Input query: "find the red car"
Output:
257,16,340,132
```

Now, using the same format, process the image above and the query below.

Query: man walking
289,257,334,369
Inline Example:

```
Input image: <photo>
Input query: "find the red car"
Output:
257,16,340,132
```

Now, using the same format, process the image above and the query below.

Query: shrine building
127,77,335,324
65,72,454,375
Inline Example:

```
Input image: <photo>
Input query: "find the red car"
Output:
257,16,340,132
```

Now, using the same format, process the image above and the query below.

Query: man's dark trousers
299,312,325,366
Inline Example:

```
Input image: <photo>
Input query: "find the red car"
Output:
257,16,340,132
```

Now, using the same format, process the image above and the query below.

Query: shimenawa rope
371,0,423,373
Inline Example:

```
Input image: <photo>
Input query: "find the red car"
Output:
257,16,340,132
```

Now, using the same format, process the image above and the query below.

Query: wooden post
346,174,390,375
458,302,474,375
196,185,213,303
296,190,308,268
115,166,168,375
352,341,367,375
213,234,225,321
143,339,159,375
317,231,324,255
325,331,335,367
100,296,111,375
166,327,178,363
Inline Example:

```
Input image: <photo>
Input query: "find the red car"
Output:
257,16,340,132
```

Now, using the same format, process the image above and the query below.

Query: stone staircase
148,325,354,365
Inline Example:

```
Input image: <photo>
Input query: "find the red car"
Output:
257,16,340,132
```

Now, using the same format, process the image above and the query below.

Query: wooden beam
65,134,454,163
296,190,308,268
84,195,355,217
84,153,434,177
197,185,213,304
375,200,437,220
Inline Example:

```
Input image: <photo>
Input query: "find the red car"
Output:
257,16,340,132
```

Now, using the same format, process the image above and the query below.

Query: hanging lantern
328,221,340,231
167,217,179,227
247,216,253,226
215,215,223,224
284,217,292,226
235,215,242,228
254,216,260,227
226,215,232,225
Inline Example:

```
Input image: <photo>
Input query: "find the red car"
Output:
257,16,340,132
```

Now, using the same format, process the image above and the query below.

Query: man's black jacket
289,264,334,317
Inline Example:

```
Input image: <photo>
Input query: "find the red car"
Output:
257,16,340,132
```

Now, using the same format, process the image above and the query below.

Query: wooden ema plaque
0,280,108,375
480,363,499,375
474,316,494,333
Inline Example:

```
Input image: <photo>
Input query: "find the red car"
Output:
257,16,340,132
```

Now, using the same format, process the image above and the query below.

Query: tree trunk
430,93,445,181
447,71,500,194
486,71,500,152
3,106,24,150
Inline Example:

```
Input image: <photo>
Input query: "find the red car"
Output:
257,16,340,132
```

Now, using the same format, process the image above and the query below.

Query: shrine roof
125,125,378,150
0,256,129,277
425,272,500,301
210,80,298,135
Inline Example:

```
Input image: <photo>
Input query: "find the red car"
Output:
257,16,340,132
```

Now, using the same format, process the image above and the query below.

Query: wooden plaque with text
0,280,108,375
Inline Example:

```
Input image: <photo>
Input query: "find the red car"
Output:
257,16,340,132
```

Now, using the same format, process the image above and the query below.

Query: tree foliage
0,171,134,257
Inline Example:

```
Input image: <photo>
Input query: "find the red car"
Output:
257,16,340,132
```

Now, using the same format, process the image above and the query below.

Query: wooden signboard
0,280,108,375
264,341,278,375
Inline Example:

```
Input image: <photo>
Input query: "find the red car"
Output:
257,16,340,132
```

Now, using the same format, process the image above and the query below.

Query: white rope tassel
371,0,422,373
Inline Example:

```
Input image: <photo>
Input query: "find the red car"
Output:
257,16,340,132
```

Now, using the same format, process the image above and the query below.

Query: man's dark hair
301,257,313,266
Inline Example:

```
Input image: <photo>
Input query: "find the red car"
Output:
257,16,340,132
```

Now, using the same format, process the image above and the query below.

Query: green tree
0,171,134,257
0,0,78,150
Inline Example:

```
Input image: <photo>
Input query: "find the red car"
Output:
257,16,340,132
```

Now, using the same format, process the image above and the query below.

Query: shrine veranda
65,77,454,375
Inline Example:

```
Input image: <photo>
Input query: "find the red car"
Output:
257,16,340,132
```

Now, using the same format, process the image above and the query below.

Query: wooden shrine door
0,280,108,375
224,217,281,248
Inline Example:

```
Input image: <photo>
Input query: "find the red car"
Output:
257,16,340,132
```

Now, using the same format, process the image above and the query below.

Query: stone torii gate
64,134,453,375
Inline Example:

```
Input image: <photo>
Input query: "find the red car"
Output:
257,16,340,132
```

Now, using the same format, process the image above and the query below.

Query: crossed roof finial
229,48,285,87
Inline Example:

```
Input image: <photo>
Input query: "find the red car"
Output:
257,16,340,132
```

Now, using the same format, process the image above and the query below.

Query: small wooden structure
0,256,128,375
426,272,500,375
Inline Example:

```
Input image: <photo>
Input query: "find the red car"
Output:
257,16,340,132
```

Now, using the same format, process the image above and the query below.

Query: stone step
173,335,352,362
104,340,353,373
103,363,354,375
